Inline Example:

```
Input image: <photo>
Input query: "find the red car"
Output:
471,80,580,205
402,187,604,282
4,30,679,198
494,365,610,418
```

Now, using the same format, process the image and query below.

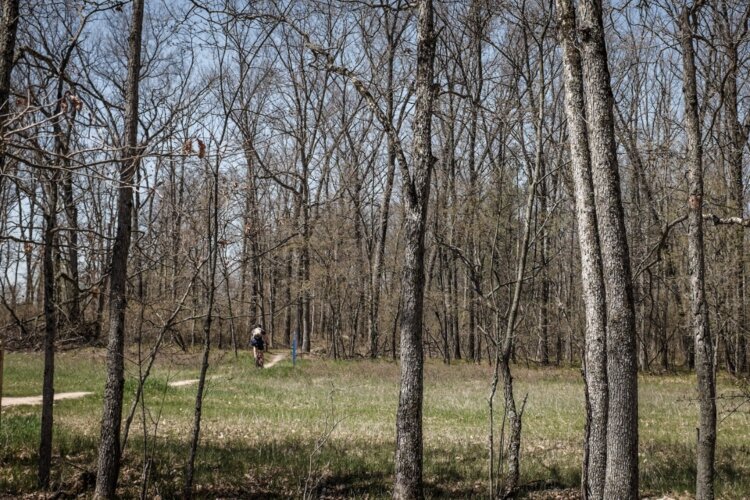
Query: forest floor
1,347,749,498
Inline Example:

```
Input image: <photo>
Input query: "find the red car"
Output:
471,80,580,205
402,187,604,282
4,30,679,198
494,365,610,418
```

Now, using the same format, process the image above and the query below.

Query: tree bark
680,7,716,499
466,0,485,363
301,196,311,353
578,1,639,496
38,177,57,489
94,0,144,497
369,10,399,357
284,249,293,346
716,1,747,374
61,164,81,326
555,0,609,496
393,1,435,497
0,0,18,192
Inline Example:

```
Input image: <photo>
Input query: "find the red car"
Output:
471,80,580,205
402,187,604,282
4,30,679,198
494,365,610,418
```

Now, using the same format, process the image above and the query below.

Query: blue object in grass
292,333,297,367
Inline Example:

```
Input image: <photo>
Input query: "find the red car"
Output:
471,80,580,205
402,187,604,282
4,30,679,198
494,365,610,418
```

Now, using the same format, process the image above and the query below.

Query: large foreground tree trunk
680,6,716,499
0,0,18,435
578,1,639,497
393,1,435,498
94,0,144,497
555,0,609,497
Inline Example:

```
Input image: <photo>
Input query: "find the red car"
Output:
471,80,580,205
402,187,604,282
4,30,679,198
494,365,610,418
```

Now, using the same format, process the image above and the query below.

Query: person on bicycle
250,325,268,368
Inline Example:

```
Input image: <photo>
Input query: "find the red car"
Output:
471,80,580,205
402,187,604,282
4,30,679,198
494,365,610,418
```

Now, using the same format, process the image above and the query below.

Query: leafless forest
0,0,749,498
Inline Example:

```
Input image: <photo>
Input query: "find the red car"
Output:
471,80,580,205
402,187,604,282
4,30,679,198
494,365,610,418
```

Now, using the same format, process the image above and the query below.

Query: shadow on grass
2,411,750,498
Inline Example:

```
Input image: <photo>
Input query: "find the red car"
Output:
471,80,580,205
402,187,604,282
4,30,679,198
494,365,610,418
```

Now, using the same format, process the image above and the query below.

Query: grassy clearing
1,348,749,498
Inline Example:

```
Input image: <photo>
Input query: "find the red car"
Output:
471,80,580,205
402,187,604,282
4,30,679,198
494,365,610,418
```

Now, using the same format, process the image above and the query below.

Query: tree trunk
39,15,85,485
578,1,639,496
269,264,277,347
466,0,484,363
62,163,81,327
537,117,549,367
285,250,292,346
301,167,311,353
94,0,144,496
393,1,435,497
0,0,19,194
717,3,747,375
493,61,545,495
38,178,57,489
680,7,716,499
184,153,220,499
555,1,609,496
369,25,398,356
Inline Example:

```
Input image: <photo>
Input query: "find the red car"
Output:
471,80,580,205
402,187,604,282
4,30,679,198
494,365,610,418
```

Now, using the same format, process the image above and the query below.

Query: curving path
2,391,94,407
0,353,291,406
167,352,287,388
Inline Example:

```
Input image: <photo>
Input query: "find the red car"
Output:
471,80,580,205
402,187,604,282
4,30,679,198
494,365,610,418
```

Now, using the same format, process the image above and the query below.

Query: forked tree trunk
492,66,544,496
578,1,639,497
393,1,435,497
555,1,609,497
94,0,144,497
680,7,716,499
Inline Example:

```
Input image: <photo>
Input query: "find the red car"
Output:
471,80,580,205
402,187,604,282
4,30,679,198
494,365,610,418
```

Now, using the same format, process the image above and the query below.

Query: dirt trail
168,379,201,387
2,354,289,406
264,352,286,368
167,353,286,387
2,391,94,407
168,375,220,388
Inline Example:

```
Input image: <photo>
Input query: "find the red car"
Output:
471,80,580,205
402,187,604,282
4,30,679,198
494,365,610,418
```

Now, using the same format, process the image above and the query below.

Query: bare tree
95,0,145,496
679,4,716,498
0,0,19,456
366,3,410,358
183,146,219,499
714,0,749,375
393,1,435,497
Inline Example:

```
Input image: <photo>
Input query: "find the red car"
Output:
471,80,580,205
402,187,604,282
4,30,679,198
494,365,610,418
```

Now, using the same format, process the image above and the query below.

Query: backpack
250,332,263,348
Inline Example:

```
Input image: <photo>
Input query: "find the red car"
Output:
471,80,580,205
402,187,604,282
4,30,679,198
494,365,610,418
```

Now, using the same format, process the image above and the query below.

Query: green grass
1,348,749,498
